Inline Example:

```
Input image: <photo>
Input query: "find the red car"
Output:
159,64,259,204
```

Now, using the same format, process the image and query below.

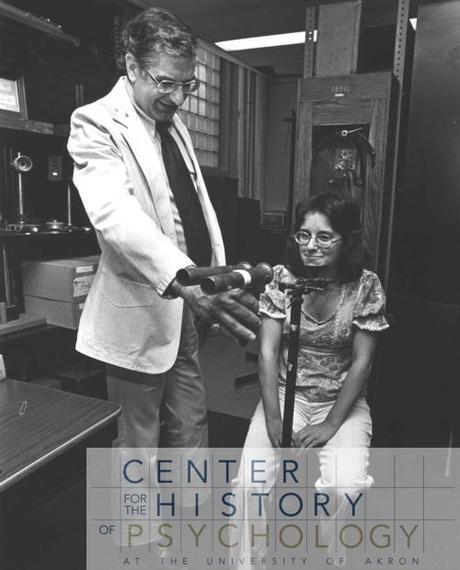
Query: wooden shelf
0,0,80,46
0,117,71,136
0,117,53,135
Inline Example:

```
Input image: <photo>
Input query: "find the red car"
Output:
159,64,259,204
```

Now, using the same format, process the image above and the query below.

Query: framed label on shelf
0,76,28,122
262,211,286,231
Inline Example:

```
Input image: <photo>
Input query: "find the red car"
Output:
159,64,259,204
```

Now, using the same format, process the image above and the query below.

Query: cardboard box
24,295,85,330
22,256,99,303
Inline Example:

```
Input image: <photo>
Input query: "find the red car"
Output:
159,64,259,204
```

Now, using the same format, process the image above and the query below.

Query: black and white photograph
0,1,459,569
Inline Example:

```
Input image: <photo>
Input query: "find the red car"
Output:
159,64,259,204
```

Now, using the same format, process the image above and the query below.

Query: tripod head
279,276,334,297
279,266,334,298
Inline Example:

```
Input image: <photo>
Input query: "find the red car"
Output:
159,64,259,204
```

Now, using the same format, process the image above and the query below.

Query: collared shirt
124,77,198,256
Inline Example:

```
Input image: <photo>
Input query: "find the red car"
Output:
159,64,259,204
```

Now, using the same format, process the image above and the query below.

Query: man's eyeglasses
143,68,200,95
293,230,342,249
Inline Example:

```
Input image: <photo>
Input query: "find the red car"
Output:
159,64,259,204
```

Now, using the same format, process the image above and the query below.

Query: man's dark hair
119,7,197,69
284,193,364,284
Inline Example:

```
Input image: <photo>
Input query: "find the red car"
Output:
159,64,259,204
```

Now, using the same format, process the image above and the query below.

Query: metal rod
383,0,410,291
280,276,332,447
17,171,24,220
67,183,72,226
281,291,303,447
2,240,12,307
303,5,316,79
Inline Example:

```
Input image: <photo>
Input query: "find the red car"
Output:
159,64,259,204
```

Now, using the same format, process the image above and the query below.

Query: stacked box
22,256,99,329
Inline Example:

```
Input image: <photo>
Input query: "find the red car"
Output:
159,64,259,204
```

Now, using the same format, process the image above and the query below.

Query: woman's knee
316,446,373,494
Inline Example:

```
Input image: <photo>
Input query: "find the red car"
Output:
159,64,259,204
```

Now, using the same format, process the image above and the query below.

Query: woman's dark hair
284,193,363,284
118,7,197,70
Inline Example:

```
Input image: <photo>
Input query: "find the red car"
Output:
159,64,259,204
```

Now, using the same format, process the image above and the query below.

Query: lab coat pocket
98,270,155,308
82,271,153,355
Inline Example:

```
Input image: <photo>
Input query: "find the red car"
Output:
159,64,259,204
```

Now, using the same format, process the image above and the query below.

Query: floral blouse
259,265,389,402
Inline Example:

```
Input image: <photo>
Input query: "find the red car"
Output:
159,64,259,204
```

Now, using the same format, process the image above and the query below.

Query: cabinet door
294,72,396,271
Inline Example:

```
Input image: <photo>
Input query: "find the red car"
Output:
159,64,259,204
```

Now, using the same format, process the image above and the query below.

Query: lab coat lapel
107,78,176,240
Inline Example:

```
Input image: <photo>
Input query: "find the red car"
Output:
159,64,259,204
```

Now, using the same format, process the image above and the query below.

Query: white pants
244,386,373,490
232,388,373,567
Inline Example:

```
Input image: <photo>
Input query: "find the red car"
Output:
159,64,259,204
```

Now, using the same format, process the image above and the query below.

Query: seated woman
233,193,389,565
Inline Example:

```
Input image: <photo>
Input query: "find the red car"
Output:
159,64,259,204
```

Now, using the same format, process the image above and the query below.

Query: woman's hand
266,416,302,448
295,420,338,448
265,416,283,448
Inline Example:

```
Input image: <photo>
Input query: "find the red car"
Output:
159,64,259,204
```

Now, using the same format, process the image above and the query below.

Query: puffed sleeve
259,265,289,320
352,270,390,332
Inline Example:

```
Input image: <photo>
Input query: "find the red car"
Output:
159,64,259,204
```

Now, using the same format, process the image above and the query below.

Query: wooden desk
0,378,120,492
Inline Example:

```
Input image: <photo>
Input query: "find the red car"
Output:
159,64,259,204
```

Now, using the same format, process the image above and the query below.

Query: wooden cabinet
294,72,398,272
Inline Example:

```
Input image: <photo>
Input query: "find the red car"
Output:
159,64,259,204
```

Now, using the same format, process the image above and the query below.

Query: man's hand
168,278,260,345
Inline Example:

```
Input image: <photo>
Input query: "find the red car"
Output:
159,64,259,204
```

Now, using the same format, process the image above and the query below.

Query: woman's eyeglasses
143,68,200,95
293,230,342,249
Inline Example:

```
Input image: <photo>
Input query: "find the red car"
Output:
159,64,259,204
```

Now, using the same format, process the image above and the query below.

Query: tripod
279,276,332,447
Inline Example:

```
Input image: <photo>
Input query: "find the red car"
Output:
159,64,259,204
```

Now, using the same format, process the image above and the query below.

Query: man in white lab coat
67,7,259,448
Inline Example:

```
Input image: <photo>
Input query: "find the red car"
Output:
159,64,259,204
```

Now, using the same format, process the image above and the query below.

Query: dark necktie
157,121,212,267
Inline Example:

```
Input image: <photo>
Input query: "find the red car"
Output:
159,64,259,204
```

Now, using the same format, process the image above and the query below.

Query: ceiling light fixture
216,31,317,52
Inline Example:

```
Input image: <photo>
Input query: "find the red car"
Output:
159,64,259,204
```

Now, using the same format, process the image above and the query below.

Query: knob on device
11,154,33,172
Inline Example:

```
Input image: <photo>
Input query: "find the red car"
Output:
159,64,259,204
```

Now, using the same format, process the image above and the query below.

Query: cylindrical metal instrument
201,262,274,294
176,261,252,286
